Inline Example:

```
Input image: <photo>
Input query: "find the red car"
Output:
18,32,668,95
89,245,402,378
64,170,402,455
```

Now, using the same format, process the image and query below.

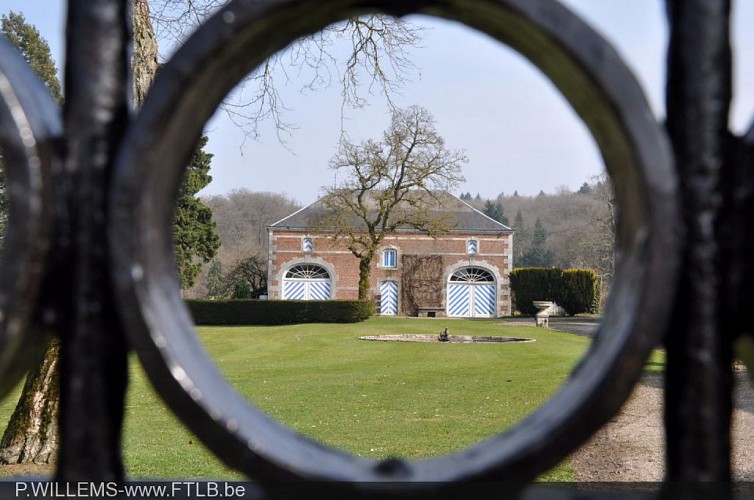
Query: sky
5,1,754,205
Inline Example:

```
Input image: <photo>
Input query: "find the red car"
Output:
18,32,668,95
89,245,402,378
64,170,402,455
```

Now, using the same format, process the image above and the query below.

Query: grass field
0,317,664,480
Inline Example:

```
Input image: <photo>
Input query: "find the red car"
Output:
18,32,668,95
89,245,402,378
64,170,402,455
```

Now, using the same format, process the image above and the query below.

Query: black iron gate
0,0,750,497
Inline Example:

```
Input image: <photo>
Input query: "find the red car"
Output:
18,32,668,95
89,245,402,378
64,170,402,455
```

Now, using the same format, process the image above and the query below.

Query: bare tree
225,255,268,298
148,1,423,141
588,173,617,285
185,190,301,298
318,105,466,299
204,190,300,260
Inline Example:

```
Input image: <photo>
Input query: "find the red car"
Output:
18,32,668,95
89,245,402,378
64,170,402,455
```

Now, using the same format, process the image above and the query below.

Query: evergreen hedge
186,299,374,326
559,269,601,316
510,268,600,315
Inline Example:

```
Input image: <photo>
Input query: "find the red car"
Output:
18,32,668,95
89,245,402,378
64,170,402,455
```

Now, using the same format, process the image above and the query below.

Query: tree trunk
131,0,158,106
0,1,159,467
358,257,372,300
0,339,60,464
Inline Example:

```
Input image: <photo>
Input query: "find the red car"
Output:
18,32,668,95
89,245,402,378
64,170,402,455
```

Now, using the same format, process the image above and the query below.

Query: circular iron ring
110,0,679,487
0,38,58,398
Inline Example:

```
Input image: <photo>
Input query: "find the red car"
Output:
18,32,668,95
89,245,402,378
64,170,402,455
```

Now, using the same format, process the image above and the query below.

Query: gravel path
571,371,754,482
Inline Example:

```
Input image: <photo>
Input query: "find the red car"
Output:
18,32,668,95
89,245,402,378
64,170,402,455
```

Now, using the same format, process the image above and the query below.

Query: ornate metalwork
449,267,494,282
0,38,57,398
0,0,746,496
284,264,330,280
282,264,331,299
110,0,677,490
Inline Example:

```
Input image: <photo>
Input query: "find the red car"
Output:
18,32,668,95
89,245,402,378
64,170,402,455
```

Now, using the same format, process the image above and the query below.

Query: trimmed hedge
509,268,562,315
186,299,374,326
559,269,601,316
510,268,600,316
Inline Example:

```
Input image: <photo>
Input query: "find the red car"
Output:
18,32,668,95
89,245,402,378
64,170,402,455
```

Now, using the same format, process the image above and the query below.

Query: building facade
267,192,513,317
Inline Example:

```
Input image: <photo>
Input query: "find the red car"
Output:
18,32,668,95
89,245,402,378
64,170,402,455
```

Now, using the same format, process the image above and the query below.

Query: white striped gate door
282,264,331,300
380,281,398,315
283,280,331,300
447,267,496,318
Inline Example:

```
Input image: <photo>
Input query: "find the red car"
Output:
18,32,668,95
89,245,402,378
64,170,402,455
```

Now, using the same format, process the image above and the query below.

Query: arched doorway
282,264,331,300
447,267,496,318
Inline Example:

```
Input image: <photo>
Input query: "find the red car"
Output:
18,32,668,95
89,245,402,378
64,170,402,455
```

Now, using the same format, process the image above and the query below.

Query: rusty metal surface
0,0,745,495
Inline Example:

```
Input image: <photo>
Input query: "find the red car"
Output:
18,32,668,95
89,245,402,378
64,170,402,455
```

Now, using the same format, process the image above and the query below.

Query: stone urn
533,300,553,328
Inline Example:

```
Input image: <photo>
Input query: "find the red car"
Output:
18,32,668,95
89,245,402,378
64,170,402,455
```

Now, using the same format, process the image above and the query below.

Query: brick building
267,191,513,317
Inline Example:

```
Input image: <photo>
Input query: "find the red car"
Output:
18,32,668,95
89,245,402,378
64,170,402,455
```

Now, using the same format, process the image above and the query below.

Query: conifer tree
173,136,220,288
0,12,62,244
483,200,509,226
512,210,527,267
519,218,554,267
578,182,593,195
514,210,524,231
205,260,226,298
231,278,252,299
0,12,62,101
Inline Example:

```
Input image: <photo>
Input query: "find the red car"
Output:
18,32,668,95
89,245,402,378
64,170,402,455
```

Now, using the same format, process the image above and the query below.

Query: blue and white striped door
472,284,496,317
380,281,398,315
283,280,306,300
283,280,331,300
447,283,496,317
308,281,331,300
447,283,471,317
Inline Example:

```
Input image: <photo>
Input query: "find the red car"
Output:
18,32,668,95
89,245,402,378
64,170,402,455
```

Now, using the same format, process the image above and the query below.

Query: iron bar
56,0,131,481
664,0,733,484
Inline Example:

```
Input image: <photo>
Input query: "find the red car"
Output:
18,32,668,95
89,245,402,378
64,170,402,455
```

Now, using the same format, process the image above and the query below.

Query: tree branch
147,2,424,142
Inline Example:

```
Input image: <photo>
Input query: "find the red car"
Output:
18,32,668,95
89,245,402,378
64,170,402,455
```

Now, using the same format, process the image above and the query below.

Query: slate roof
269,191,513,234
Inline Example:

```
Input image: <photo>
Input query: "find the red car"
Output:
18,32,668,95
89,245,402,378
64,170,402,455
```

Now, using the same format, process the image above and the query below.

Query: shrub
231,278,252,299
559,269,601,315
510,268,600,315
186,299,373,326
509,268,563,315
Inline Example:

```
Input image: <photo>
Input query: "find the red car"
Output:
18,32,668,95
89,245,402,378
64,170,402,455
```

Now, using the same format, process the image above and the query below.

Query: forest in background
462,177,614,280
184,190,300,298
184,178,615,301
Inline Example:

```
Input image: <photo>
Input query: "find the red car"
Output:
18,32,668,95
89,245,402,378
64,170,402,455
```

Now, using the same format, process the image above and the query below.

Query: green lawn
124,317,590,479
0,317,664,480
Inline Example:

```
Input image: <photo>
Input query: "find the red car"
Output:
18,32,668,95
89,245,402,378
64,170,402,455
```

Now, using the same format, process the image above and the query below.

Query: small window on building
303,237,313,253
382,248,397,268
467,239,478,255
